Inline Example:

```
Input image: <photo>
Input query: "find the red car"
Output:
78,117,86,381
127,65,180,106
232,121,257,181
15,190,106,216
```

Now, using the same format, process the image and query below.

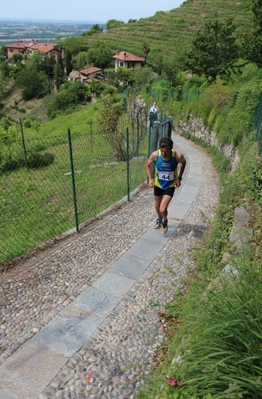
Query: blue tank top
154,149,178,189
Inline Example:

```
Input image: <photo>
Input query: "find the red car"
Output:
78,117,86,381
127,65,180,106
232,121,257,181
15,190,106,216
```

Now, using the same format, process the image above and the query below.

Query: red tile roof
113,51,144,62
80,66,102,75
6,40,60,54
6,41,28,50
30,43,59,53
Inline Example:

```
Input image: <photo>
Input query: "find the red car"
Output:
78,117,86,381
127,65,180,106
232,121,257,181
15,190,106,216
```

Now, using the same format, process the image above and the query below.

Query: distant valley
0,20,107,45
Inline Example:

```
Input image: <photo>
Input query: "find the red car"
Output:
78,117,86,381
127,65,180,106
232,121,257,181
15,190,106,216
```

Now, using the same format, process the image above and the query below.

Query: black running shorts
154,186,175,197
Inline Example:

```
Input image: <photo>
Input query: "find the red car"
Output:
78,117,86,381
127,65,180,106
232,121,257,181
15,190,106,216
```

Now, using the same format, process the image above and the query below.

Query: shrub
27,152,54,168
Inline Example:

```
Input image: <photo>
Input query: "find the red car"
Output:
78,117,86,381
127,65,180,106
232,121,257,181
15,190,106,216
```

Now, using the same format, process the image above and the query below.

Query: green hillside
80,0,254,63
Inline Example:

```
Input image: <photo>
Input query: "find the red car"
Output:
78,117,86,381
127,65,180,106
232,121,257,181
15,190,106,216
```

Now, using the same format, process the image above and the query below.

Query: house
113,51,145,71
6,40,28,59
6,40,63,61
79,65,103,83
26,42,63,61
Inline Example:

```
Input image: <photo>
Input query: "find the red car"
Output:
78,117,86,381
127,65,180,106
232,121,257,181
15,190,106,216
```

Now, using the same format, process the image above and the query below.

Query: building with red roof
6,40,63,61
113,51,145,71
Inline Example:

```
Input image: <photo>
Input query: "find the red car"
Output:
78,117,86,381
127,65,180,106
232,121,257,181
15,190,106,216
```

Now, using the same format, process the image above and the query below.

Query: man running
145,136,186,234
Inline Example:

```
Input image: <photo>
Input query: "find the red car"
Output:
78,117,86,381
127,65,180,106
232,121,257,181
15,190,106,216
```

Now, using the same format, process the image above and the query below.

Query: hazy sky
1,0,184,23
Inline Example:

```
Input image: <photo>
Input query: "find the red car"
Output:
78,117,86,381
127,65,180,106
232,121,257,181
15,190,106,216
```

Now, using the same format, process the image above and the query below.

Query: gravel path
0,134,220,399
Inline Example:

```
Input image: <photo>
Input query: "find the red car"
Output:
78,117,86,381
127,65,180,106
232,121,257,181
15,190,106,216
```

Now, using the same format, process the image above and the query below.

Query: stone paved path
0,134,220,399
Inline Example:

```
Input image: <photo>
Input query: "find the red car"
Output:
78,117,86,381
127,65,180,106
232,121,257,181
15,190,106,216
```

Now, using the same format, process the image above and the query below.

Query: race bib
158,171,174,181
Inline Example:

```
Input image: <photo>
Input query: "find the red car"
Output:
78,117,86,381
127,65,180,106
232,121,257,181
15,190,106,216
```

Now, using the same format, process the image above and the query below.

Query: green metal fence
146,86,202,103
254,96,262,154
0,129,151,266
148,83,262,154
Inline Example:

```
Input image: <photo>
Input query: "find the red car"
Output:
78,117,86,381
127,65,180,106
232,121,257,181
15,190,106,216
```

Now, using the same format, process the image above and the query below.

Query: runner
145,136,186,233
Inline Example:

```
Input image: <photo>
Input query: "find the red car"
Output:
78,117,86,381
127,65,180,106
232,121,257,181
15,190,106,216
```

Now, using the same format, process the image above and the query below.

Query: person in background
149,101,159,127
145,136,186,234
137,98,147,125
138,98,146,111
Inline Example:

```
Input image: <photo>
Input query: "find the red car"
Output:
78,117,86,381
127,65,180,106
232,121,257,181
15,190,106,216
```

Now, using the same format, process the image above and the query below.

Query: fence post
149,121,160,177
126,127,130,201
89,118,93,153
147,127,152,158
151,121,160,152
19,118,29,171
168,116,173,138
67,128,79,232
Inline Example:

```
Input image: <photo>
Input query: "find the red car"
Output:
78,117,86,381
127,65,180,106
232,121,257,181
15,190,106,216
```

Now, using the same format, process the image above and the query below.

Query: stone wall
177,113,240,171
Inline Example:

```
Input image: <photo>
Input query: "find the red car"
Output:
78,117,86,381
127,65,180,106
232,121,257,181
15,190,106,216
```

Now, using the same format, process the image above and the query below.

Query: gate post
67,128,79,232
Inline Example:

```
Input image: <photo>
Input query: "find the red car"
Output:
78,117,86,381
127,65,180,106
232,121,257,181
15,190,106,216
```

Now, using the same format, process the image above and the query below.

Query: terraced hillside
81,0,253,64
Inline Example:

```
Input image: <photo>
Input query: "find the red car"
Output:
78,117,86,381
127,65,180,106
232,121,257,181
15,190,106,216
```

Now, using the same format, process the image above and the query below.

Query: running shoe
154,217,162,229
161,220,168,234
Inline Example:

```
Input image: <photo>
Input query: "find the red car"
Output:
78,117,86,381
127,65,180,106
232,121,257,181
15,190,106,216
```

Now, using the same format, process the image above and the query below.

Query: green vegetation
1,0,262,396
0,126,149,263
0,92,149,264
77,0,254,72
138,142,262,399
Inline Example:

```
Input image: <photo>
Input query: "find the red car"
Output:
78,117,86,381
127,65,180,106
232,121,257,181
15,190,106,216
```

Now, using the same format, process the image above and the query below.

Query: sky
0,0,184,23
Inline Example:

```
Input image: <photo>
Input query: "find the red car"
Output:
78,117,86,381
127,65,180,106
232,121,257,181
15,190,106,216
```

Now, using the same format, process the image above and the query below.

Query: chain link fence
146,86,202,103
254,96,262,154
0,128,152,267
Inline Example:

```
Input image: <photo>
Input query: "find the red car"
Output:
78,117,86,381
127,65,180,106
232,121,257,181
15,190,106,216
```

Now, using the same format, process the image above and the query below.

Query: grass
137,135,262,399
22,101,104,138
79,0,253,68
0,129,150,265
139,254,262,399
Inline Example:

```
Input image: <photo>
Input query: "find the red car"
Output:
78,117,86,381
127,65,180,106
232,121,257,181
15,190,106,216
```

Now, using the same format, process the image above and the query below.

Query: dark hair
159,136,173,149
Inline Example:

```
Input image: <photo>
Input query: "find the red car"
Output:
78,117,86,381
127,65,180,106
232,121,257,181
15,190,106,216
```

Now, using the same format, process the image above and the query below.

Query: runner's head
159,137,173,160
159,136,173,150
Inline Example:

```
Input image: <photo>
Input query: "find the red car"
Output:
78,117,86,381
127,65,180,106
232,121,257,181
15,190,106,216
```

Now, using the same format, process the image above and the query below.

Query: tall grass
140,254,262,399
137,120,262,399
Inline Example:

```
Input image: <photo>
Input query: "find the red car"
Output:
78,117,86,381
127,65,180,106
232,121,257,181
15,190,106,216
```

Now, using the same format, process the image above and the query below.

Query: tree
154,52,164,75
60,37,87,75
87,43,113,69
82,24,103,36
0,72,9,95
60,37,87,57
30,52,55,79
252,0,262,33
9,53,23,65
186,18,240,82
142,44,150,65
47,81,86,119
0,121,19,161
115,67,136,86
65,51,73,76
76,52,89,70
243,0,262,66
53,55,64,91
163,56,181,87
0,59,10,78
16,65,52,100
133,66,153,85
106,19,125,30
0,45,7,59
97,94,126,161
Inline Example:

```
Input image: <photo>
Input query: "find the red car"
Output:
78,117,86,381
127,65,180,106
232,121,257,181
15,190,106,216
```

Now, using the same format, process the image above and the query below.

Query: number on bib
158,171,174,181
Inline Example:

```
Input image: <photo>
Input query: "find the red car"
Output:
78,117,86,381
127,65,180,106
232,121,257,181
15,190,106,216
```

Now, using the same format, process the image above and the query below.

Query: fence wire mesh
0,130,151,266
254,96,262,154
146,86,202,103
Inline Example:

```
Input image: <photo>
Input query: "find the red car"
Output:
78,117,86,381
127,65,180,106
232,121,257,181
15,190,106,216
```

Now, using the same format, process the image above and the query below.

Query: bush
27,152,54,168
0,157,20,173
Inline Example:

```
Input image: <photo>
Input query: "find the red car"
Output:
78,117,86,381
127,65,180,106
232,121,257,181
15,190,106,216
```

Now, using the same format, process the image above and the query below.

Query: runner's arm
146,151,157,188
